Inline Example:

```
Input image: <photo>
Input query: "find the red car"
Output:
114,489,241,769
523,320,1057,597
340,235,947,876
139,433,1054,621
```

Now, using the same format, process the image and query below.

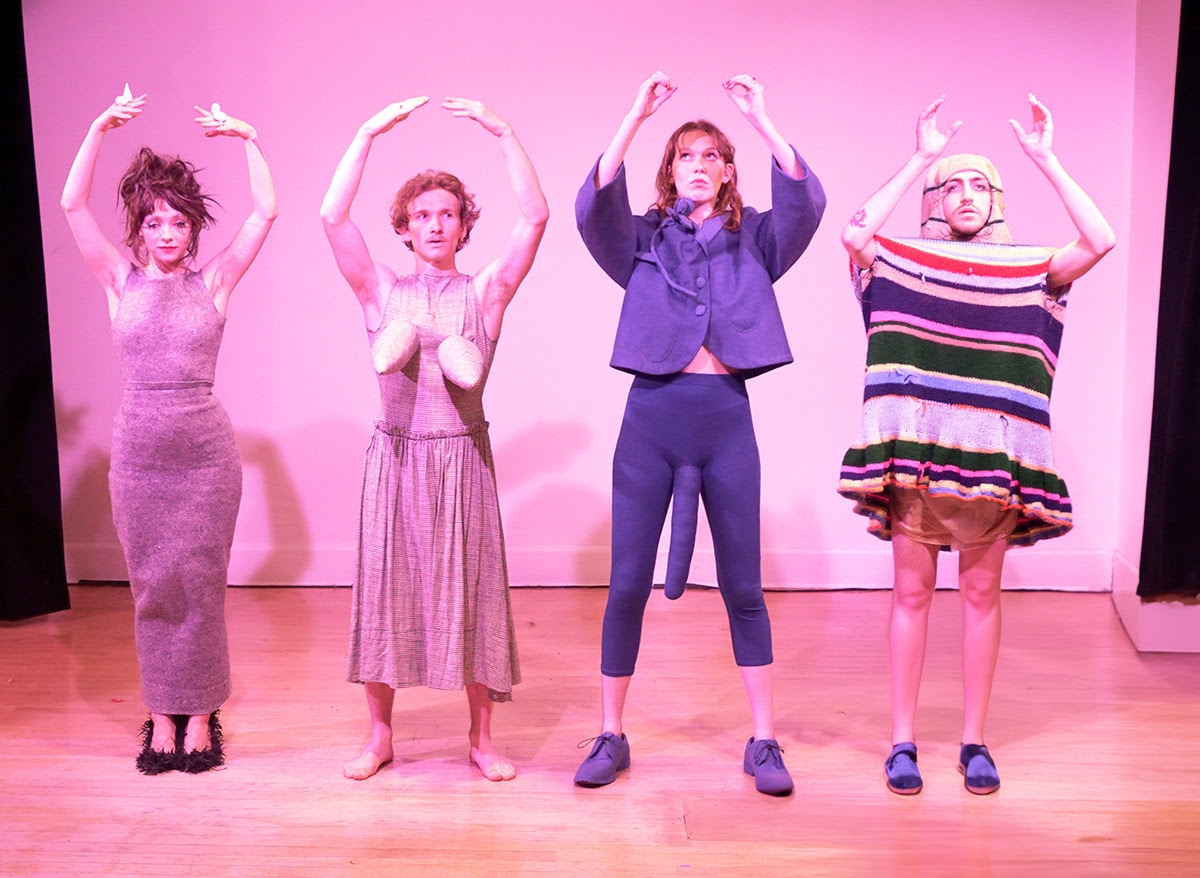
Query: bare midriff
682,345,738,375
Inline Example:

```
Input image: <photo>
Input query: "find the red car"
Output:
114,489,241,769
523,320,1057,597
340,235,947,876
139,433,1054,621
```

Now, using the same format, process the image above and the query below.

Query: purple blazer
575,148,825,378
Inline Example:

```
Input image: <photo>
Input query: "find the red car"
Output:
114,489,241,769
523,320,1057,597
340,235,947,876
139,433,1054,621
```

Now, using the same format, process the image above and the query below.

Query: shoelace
753,740,786,768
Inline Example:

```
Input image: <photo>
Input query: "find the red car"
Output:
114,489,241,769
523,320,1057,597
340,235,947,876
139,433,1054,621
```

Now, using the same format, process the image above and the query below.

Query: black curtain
0,3,70,620
1139,2,1200,599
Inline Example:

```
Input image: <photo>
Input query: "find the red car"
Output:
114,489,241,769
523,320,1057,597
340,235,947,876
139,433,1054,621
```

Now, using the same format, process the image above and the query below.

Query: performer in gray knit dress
62,88,277,774
321,95,547,782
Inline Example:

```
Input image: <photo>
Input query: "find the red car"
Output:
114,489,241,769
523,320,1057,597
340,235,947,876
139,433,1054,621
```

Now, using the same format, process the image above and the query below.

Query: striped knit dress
838,235,1072,547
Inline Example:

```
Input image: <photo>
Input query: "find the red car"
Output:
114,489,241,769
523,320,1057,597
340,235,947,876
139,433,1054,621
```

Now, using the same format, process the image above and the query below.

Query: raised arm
443,99,549,340
841,96,962,269
61,87,146,317
722,74,800,179
595,71,677,188
1010,94,1115,288
196,106,279,316
319,98,428,325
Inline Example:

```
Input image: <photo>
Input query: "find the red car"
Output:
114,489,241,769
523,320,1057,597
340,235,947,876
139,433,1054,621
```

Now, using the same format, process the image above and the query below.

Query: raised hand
361,96,430,138
630,71,676,120
1009,93,1054,162
722,74,766,118
916,95,962,160
194,104,257,140
97,84,146,132
442,97,511,137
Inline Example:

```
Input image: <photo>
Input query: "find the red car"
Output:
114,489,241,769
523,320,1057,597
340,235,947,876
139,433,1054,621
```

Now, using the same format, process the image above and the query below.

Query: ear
721,163,734,184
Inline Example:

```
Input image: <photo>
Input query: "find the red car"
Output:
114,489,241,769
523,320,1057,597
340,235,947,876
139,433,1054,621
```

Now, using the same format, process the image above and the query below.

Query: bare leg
959,538,1007,745
890,534,940,745
149,712,176,752
738,664,776,741
600,673,632,735
183,713,211,752
343,682,395,780
467,682,516,781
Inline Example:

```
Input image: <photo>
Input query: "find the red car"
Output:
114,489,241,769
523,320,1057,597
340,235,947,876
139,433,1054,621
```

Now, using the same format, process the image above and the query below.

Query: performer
573,72,825,796
838,95,1115,795
61,89,277,773
320,96,547,782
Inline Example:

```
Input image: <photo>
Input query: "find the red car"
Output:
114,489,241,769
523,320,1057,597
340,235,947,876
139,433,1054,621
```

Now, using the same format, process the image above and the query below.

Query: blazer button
695,304,707,316
696,276,707,288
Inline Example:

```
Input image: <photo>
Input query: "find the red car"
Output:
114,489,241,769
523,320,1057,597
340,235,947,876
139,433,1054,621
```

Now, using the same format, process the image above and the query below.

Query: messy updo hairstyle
118,147,217,264
389,170,480,251
653,120,743,232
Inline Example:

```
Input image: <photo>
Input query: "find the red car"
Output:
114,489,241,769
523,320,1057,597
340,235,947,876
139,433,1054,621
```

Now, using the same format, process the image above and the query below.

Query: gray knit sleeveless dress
347,273,520,702
109,267,241,716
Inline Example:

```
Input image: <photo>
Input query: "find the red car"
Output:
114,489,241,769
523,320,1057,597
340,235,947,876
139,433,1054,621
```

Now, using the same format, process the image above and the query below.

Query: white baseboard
1111,551,1200,652
67,542,1115,591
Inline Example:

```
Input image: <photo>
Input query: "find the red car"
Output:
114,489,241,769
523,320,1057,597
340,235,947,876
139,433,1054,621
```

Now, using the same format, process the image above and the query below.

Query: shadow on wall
236,431,313,585
56,395,122,577
493,420,611,585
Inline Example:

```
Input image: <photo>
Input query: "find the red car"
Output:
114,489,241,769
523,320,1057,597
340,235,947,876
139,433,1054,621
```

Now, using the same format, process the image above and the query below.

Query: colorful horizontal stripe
838,236,1072,547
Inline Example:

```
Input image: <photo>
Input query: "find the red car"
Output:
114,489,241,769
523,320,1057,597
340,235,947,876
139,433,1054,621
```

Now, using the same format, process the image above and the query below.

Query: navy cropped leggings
600,372,773,677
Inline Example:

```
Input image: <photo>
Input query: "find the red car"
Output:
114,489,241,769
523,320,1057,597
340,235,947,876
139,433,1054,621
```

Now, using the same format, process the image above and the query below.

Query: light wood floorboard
2,585,1199,875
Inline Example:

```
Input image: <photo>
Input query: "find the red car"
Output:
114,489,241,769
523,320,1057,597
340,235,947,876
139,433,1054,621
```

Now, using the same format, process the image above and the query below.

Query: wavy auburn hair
118,147,217,265
653,120,742,231
389,170,481,251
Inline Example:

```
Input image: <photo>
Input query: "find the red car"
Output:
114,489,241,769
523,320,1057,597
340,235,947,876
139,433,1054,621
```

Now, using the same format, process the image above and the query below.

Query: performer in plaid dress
321,95,547,781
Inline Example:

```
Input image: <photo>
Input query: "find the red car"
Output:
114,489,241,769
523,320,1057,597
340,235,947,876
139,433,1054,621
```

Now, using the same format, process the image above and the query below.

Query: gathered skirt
347,421,520,702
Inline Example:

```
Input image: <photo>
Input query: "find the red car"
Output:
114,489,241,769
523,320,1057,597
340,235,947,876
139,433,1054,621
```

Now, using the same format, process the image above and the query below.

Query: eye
972,181,990,193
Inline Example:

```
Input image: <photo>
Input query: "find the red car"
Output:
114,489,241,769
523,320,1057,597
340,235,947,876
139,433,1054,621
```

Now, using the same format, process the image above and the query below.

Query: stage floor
3,585,1198,875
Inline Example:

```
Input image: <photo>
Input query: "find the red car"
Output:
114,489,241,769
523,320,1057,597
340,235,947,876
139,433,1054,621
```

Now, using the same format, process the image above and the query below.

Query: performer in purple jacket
573,71,825,796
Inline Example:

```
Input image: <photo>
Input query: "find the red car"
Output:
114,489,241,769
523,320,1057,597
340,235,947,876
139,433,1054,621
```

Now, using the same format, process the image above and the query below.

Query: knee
959,576,1001,611
892,580,935,615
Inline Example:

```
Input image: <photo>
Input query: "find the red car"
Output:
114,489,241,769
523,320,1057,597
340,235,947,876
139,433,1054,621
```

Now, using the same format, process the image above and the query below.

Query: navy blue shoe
885,742,922,795
574,732,630,787
743,737,794,796
958,743,1000,794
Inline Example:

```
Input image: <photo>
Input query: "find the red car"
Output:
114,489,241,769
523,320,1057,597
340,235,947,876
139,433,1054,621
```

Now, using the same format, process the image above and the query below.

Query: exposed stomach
682,345,738,375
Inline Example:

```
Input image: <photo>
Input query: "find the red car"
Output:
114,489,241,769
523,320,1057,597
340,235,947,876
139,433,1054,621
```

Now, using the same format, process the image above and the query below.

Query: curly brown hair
118,147,217,265
653,121,742,232
389,170,480,251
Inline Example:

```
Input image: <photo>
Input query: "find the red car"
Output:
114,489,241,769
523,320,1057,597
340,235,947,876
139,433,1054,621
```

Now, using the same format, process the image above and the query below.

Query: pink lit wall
23,0,1174,589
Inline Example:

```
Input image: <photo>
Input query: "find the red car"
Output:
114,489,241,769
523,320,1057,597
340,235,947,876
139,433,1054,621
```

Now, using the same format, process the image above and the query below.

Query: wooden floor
3,585,1199,876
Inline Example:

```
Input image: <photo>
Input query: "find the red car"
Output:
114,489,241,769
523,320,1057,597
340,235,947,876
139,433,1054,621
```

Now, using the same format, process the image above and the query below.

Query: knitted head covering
920,154,1011,243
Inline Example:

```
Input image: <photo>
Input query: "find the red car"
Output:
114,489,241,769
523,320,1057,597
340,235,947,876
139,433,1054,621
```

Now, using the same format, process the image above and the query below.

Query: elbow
318,204,343,228
840,224,866,254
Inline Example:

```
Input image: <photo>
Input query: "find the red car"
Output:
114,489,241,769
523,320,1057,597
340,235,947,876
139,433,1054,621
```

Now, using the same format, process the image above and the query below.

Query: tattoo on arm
851,209,867,228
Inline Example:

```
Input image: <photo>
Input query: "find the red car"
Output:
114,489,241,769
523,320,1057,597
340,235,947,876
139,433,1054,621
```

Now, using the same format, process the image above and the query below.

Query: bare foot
150,713,176,753
470,743,516,782
344,741,393,780
183,714,211,752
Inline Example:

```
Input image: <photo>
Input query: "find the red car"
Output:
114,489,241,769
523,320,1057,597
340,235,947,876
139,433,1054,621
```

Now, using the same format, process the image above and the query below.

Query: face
941,171,994,236
400,188,463,265
139,200,192,267
671,133,733,212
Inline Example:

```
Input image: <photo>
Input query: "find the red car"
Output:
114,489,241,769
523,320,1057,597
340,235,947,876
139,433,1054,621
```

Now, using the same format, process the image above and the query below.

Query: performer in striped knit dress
839,95,1115,796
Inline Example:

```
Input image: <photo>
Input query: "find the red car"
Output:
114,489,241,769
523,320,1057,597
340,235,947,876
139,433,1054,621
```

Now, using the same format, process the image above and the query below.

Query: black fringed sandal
134,715,178,776
176,710,225,774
